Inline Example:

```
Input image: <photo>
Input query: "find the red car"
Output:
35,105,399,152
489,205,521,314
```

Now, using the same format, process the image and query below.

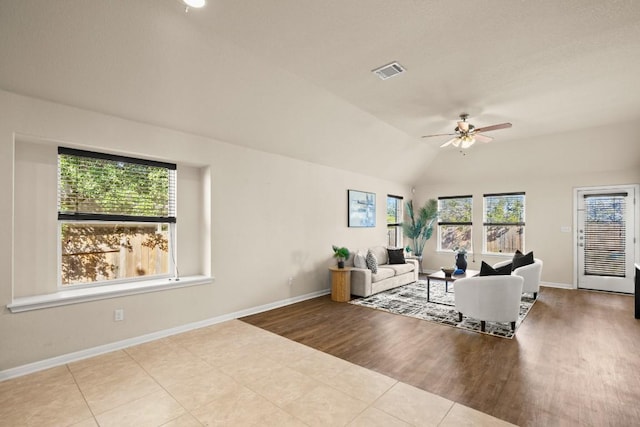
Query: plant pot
455,253,467,272
337,260,345,269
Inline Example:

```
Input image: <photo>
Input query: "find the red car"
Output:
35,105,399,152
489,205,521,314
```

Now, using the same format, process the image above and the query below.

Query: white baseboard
541,281,574,290
0,288,330,382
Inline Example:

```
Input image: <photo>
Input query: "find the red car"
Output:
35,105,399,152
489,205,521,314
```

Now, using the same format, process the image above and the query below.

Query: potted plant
332,245,350,269
402,199,437,257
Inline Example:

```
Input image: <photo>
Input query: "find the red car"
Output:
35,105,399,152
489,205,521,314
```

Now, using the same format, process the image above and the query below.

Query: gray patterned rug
348,280,536,339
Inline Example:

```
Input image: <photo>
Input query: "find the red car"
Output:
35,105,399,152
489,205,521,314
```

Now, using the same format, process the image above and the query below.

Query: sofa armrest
405,259,419,281
350,268,372,297
513,259,543,292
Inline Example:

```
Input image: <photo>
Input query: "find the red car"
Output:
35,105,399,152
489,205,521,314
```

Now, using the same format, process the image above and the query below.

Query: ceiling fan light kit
422,113,512,149
182,0,205,8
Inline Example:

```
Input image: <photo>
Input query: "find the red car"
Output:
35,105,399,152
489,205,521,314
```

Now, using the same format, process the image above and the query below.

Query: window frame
386,194,404,248
57,147,177,288
483,192,526,254
437,195,473,252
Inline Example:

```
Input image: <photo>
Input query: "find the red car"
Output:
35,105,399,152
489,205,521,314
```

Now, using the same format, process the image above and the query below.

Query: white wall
0,90,409,371
414,124,640,286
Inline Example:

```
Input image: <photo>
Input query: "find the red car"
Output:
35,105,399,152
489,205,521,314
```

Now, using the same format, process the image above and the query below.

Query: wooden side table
329,267,352,302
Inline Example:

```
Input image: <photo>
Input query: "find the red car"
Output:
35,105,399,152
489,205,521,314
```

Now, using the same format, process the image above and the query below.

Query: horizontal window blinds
438,195,472,225
483,193,525,226
58,147,176,223
583,194,626,277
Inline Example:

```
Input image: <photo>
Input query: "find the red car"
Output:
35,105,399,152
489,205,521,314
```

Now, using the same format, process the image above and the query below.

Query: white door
576,186,637,293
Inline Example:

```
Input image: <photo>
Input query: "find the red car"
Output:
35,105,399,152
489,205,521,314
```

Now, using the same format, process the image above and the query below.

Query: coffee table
425,269,480,306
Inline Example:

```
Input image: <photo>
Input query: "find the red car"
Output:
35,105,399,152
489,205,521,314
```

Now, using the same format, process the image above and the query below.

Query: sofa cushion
384,263,415,276
371,267,395,283
354,251,367,269
387,248,406,264
512,250,535,270
370,246,389,265
366,250,379,274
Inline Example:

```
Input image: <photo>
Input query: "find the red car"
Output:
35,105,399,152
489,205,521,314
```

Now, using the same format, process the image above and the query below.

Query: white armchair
454,275,524,332
494,258,543,299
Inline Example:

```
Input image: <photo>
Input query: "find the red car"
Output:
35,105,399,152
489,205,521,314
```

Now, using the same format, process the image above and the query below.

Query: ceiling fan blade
452,138,461,148
457,121,469,132
474,133,493,143
474,122,512,133
422,133,457,138
440,137,458,148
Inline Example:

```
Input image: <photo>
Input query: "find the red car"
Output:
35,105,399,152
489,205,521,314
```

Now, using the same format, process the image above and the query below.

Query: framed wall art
348,190,376,227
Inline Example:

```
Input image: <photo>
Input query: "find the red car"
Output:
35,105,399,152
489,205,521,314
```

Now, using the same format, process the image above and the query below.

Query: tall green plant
402,199,437,256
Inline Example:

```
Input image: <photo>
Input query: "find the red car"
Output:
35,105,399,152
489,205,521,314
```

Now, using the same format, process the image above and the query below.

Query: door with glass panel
576,186,637,293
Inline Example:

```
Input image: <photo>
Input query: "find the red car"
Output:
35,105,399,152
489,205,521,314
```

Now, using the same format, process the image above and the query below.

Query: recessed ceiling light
182,0,205,8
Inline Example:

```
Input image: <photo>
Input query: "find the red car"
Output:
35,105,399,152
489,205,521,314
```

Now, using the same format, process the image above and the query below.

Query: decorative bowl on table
441,267,455,277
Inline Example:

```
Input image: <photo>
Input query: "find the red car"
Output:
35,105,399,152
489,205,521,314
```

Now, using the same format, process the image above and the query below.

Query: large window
483,192,525,253
438,195,472,251
58,147,177,286
387,195,403,247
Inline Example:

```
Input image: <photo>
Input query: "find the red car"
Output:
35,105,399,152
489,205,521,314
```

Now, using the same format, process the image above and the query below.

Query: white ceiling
1,0,639,183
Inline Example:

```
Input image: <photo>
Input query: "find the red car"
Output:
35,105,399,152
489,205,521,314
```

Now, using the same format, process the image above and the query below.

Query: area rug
348,280,536,339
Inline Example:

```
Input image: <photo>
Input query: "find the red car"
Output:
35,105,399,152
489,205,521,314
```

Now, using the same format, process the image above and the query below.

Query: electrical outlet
114,308,124,322
288,277,294,286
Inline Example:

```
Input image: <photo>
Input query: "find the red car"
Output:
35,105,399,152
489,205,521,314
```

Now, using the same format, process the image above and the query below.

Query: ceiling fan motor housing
455,124,475,134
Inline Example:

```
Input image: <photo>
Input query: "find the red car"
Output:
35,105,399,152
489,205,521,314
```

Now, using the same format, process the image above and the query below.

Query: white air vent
372,61,406,80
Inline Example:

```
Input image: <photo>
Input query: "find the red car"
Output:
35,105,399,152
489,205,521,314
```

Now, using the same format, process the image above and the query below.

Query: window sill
7,275,213,313
481,252,515,257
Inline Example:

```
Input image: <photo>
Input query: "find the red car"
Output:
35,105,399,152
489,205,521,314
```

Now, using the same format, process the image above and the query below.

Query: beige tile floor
0,320,516,426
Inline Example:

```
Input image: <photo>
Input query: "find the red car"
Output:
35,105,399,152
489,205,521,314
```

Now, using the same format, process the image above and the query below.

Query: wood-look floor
241,284,640,426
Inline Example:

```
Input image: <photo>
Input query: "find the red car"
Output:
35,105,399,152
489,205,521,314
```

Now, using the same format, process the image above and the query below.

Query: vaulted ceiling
1,0,639,183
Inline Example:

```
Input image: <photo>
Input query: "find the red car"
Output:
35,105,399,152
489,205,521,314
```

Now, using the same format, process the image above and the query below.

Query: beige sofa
348,246,419,297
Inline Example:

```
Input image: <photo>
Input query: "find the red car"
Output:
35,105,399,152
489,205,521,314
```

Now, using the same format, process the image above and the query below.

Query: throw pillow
387,248,406,265
354,251,367,269
512,250,535,270
479,261,512,276
366,250,378,274
495,262,513,275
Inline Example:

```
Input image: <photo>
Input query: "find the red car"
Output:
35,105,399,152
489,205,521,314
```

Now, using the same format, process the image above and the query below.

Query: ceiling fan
422,113,512,149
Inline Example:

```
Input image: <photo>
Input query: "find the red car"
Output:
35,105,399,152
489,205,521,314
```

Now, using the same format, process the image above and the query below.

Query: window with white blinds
483,192,525,253
583,193,626,277
387,195,403,247
438,195,472,251
57,147,177,286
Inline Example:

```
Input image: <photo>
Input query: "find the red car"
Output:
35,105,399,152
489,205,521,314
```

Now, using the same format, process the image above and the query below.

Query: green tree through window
484,193,525,253
438,196,472,251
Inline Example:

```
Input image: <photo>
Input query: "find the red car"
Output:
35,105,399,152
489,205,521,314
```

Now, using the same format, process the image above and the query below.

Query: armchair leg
510,321,516,331
480,321,486,332
533,292,538,299
458,312,463,322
